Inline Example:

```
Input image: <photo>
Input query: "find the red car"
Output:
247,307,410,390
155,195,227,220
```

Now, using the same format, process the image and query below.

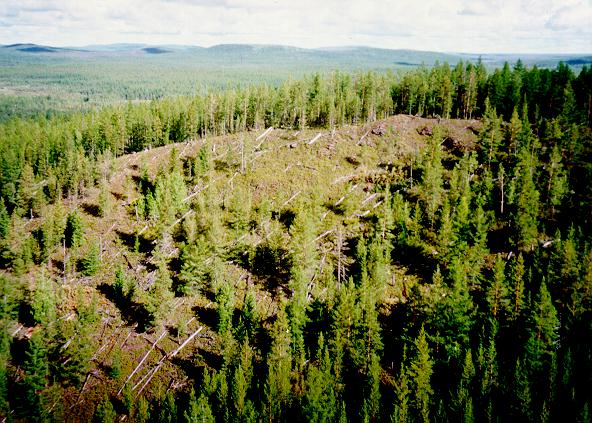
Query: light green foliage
546,145,568,217
265,304,292,421
97,179,113,217
303,339,338,422
0,200,10,240
479,99,504,166
526,281,559,373
79,241,101,276
178,236,214,295
421,126,444,224
216,281,235,334
31,271,57,326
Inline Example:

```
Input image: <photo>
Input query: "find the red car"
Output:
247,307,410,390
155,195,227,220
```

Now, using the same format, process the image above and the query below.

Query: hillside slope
6,115,478,419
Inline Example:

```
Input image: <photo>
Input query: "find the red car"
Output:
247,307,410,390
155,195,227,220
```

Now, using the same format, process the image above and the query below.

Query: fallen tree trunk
118,330,167,396
134,327,204,396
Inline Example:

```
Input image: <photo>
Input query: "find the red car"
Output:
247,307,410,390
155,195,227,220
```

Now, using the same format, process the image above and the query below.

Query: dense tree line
1,62,590,214
0,61,591,421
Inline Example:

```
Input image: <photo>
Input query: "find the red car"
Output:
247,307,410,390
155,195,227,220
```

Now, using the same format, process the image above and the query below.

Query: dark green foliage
94,396,116,423
64,211,83,249
20,331,49,420
0,200,8,240
184,389,214,423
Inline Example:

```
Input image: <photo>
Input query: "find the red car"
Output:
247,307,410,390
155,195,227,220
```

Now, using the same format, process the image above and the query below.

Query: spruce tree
64,211,84,249
94,396,116,423
410,326,433,423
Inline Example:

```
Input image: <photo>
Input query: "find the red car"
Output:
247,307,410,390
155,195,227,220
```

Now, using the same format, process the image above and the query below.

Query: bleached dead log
167,209,194,231
282,191,301,207
256,127,274,142
10,325,23,337
334,184,359,206
333,173,357,184
135,327,204,395
313,230,334,243
179,140,192,158
255,127,274,149
357,130,371,145
92,322,124,361
60,337,75,351
119,324,137,349
118,330,167,396
183,183,210,203
361,193,379,205
307,133,322,145
137,224,149,236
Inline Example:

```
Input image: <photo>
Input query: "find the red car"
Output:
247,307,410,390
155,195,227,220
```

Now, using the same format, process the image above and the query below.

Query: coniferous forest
0,60,591,422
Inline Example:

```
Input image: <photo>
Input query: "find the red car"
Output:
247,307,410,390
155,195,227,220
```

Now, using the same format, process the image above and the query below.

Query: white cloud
0,0,590,53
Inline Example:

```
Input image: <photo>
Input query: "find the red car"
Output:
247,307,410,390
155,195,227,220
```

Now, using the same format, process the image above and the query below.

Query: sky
0,0,591,54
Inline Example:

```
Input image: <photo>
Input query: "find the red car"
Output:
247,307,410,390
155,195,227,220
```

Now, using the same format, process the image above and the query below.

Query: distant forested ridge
0,60,591,422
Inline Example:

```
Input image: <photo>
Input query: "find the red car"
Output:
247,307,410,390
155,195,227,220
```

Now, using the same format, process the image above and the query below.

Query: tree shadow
273,209,296,230
116,229,154,254
97,283,154,333
81,202,101,217
191,303,218,330
487,224,513,254
391,241,438,283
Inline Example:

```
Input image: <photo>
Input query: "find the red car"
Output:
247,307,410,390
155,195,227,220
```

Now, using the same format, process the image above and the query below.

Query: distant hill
142,47,172,54
2,43,85,53
2,42,590,70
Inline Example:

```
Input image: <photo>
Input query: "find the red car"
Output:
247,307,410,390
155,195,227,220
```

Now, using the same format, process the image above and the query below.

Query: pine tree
97,179,112,218
31,271,57,325
546,145,568,218
525,281,559,384
486,255,510,320
438,198,454,257
184,389,214,423
514,153,540,251
94,396,116,423
21,330,49,419
265,303,292,421
303,338,338,422
0,199,9,240
410,326,433,423
392,355,410,423
456,349,475,423
158,391,178,423
421,126,444,226
479,99,504,167
79,241,101,276
64,211,84,249
216,281,234,334
510,254,526,321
